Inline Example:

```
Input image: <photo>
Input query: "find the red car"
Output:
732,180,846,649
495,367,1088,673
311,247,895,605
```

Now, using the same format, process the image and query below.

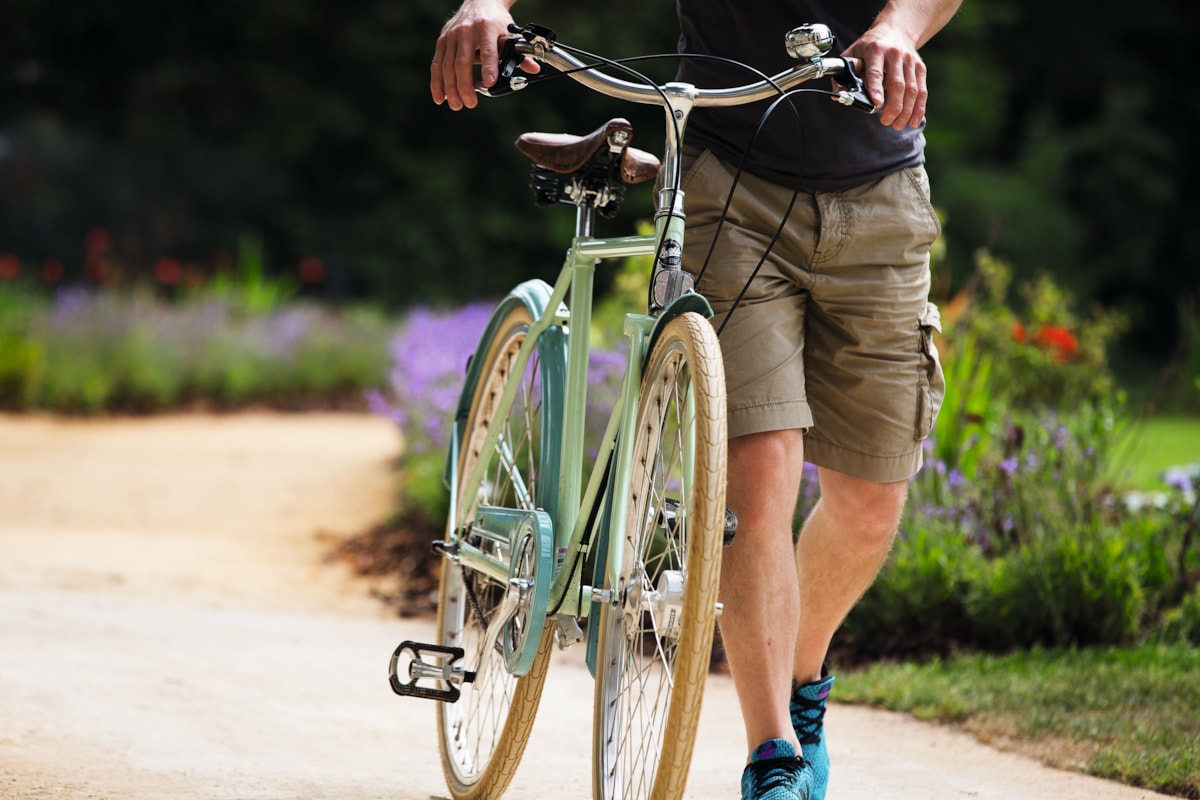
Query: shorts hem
727,400,813,441
803,435,924,483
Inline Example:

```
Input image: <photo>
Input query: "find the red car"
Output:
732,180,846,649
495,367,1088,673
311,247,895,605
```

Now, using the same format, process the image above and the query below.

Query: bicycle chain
462,565,491,632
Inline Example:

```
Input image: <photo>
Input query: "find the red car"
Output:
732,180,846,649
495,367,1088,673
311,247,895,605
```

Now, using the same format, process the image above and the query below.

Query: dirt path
0,413,1177,799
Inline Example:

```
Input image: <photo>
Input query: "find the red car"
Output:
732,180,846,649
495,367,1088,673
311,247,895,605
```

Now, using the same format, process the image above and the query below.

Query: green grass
837,644,1200,798
1111,415,1200,490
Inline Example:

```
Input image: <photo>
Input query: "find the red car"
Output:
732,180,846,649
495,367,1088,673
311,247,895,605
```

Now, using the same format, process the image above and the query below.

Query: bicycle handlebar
480,22,878,115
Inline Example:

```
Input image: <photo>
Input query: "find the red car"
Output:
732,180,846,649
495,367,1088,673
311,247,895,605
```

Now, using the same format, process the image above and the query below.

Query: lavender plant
365,303,492,521
840,397,1200,658
0,284,392,413
367,301,628,523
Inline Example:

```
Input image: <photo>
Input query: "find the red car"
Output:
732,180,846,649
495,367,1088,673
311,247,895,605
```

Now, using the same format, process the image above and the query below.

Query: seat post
575,198,598,239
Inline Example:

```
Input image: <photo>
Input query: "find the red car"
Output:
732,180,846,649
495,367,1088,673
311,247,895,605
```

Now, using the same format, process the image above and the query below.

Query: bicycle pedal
723,507,738,546
658,498,738,546
388,640,475,703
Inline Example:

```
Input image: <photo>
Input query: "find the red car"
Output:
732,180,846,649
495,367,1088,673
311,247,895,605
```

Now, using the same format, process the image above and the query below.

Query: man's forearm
872,0,963,49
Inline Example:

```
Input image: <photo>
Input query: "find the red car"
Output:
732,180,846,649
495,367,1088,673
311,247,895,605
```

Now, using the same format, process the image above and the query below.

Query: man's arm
430,0,539,111
842,0,963,131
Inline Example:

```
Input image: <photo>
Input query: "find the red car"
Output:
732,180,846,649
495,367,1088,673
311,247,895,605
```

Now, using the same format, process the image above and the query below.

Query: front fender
645,292,714,367
444,279,567,512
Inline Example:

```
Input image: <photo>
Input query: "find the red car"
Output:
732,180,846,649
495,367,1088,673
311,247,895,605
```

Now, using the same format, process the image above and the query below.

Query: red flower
42,258,65,284
1034,323,1079,362
1013,320,1079,362
84,254,107,281
297,256,325,284
0,254,20,280
85,227,112,254
154,257,183,286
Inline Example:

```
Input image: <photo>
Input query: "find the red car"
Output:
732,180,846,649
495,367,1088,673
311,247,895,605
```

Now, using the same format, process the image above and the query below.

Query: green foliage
202,235,297,314
0,284,393,414
929,250,1124,486
837,524,984,658
590,221,655,348
1159,584,1200,646
843,399,1198,658
0,287,45,409
837,263,1198,660
967,527,1145,650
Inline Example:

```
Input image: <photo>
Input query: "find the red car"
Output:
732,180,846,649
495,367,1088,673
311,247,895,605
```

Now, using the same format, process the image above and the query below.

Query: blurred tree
0,0,677,305
0,0,1196,371
921,0,1198,364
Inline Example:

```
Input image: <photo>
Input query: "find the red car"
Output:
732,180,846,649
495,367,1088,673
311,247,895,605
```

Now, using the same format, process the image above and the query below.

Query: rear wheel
593,312,727,800
436,304,557,800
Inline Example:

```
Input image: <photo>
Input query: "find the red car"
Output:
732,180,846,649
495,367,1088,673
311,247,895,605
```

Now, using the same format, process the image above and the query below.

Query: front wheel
593,311,727,800
436,304,558,800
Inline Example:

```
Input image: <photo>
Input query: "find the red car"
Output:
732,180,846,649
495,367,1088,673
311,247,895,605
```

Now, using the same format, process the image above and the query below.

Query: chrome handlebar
480,22,877,115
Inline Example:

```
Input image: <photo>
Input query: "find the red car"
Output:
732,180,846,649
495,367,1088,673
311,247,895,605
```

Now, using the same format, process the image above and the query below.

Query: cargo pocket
915,301,946,441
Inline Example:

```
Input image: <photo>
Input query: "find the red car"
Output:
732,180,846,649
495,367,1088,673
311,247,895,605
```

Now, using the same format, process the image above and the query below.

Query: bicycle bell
785,24,834,60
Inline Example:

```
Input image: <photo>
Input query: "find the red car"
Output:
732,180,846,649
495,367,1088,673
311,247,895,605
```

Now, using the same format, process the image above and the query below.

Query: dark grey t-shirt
676,0,924,190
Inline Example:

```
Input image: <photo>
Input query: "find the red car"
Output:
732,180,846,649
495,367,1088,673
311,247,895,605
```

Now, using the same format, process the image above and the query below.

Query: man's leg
787,468,907,800
793,468,906,683
719,429,807,755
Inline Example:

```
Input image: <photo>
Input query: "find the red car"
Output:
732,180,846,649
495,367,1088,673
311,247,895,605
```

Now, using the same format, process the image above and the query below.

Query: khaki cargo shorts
678,146,946,483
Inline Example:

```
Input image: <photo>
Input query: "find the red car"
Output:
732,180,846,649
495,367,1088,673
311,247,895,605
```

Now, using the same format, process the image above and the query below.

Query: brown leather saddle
514,118,660,185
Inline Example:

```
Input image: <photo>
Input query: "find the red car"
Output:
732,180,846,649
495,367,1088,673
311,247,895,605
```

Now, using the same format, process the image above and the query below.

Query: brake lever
477,36,526,97
833,58,878,115
476,23,557,98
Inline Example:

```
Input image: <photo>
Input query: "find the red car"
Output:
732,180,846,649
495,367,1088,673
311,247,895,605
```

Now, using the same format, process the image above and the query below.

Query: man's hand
842,0,961,130
841,23,927,131
430,0,539,111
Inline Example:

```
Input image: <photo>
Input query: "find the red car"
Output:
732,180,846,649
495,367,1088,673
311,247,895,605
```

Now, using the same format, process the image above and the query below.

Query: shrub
366,302,495,524
839,522,986,658
1160,584,1200,645
967,527,1146,650
931,251,1124,478
367,299,630,524
0,283,393,414
836,260,1192,661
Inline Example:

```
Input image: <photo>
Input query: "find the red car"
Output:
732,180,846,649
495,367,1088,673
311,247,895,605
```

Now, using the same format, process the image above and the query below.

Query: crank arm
467,577,531,683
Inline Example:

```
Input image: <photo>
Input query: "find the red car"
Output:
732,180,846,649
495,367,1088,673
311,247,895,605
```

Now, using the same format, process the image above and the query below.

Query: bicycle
390,21,876,800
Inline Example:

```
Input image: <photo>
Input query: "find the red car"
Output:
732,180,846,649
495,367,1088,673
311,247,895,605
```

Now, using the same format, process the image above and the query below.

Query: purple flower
373,302,493,457
1162,465,1196,494
948,468,966,489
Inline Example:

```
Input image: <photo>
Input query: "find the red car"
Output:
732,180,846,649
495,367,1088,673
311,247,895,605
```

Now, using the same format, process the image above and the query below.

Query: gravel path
0,413,1177,799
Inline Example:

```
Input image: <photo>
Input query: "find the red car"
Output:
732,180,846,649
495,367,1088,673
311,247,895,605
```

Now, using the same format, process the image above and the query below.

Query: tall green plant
202,235,297,315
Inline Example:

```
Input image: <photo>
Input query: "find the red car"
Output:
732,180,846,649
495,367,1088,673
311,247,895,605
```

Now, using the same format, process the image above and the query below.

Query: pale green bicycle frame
446,213,701,625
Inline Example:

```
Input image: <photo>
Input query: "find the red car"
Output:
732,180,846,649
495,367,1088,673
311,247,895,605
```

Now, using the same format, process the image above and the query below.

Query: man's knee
815,469,907,549
727,429,805,534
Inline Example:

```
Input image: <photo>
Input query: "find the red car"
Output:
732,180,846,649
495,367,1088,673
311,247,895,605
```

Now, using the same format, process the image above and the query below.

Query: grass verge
1112,415,1200,490
836,643,1200,798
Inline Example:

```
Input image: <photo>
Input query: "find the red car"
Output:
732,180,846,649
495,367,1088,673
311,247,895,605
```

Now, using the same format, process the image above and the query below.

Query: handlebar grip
477,24,556,98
